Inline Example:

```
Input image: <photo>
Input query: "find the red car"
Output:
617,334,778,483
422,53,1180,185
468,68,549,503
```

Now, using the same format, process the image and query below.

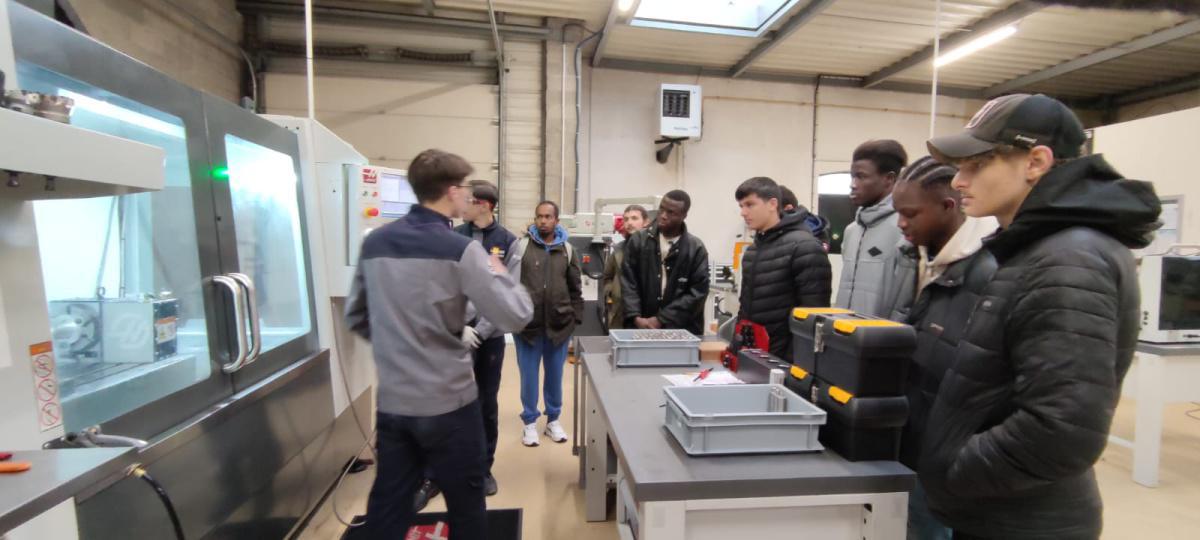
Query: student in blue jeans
508,201,583,447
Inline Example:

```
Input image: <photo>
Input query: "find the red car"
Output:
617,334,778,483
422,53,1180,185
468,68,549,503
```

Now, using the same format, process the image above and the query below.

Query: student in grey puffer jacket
836,139,916,319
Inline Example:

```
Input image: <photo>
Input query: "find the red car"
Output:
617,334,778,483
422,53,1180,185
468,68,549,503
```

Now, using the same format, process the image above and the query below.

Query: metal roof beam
238,1,552,39
596,58,985,99
986,19,1200,97
729,0,838,78
862,0,1042,89
591,0,632,67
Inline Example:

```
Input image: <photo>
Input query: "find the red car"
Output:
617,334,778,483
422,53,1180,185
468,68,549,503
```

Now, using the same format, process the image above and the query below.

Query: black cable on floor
130,466,185,540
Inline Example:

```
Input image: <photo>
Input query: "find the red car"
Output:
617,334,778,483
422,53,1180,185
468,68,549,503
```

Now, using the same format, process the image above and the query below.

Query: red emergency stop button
365,207,379,217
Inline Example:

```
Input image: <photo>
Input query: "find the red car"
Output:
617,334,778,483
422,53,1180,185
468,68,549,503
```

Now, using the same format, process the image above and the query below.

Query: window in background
631,0,801,37
817,172,854,255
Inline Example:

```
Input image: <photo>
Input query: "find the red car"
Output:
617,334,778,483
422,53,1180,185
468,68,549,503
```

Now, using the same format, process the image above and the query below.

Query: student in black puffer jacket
920,94,1161,540
735,177,832,360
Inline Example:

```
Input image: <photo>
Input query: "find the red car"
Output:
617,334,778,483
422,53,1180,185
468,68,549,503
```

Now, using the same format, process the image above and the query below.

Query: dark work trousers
354,402,487,540
473,336,506,472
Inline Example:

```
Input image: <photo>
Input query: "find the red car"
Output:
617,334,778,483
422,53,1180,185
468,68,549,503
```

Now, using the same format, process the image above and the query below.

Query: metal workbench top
578,336,915,503
0,447,136,534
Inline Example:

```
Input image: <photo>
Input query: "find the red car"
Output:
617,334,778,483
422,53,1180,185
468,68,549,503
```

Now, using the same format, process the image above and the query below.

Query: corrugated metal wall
500,39,545,231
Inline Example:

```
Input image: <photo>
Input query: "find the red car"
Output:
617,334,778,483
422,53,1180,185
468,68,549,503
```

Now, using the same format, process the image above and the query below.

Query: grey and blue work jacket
345,205,532,417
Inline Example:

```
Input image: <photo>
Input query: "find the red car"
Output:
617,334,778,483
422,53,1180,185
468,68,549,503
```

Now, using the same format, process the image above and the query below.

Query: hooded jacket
602,241,628,330
456,218,519,340
836,195,915,318
919,155,1161,539
738,209,833,359
620,223,710,335
510,224,584,346
897,216,998,471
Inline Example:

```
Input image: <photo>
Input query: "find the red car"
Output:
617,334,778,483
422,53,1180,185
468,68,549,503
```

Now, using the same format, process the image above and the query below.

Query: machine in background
0,3,166,534
1138,245,1200,343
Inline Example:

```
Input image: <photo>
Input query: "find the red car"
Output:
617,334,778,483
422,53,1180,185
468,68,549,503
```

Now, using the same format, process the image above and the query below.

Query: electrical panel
659,84,702,138
345,165,417,264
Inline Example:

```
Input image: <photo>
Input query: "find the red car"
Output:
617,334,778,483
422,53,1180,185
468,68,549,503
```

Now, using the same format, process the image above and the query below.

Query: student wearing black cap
918,94,1161,540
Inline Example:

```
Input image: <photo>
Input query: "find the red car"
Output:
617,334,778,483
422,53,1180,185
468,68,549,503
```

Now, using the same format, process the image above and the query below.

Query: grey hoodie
835,195,915,318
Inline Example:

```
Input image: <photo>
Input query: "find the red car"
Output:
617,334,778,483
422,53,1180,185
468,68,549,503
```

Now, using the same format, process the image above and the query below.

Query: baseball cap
927,94,1086,162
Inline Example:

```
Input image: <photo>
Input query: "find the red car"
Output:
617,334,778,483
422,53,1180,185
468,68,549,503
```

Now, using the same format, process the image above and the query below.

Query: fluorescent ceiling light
59,89,186,139
934,25,1018,68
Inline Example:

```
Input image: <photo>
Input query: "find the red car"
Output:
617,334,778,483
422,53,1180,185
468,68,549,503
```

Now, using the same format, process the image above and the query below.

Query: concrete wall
578,67,985,268
67,0,244,102
1093,107,1200,243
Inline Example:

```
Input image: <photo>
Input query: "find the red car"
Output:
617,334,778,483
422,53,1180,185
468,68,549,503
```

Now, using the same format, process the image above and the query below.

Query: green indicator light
211,166,229,180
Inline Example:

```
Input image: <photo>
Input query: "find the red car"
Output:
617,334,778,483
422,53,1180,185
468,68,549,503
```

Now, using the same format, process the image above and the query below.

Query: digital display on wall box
1160,256,1200,330
379,172,417,218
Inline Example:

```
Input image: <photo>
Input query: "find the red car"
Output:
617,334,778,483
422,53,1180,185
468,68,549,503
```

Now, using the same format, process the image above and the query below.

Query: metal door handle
213,275,249,373
229,273,261,364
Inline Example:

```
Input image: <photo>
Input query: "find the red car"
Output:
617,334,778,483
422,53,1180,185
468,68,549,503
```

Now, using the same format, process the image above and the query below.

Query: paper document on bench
662,371,744,387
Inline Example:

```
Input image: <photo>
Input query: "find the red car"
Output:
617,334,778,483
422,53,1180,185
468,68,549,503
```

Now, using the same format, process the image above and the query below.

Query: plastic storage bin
610,329,701,367
663,384,826,455
813,382,908,462
784,364,817,403
789,307,855,370
817,317,916,396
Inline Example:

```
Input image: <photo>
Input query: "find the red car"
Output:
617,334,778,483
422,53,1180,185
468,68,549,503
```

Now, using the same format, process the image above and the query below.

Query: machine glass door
203,95,320,387
15,61,234,437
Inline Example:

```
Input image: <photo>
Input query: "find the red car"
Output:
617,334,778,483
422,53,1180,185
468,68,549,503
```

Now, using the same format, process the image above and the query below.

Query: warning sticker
29,341,63,431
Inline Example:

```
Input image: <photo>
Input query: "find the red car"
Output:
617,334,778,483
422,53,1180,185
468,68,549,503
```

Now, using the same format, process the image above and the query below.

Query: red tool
721,320,770,372
692,368,714,383
0,452,12,461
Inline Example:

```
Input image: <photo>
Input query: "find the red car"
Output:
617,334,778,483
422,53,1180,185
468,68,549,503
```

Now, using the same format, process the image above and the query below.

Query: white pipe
561,42,567,208
930,0,941,138
304,0,315,119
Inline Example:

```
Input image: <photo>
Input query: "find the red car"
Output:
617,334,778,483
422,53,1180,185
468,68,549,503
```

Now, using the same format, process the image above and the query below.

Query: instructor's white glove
461,326,482,350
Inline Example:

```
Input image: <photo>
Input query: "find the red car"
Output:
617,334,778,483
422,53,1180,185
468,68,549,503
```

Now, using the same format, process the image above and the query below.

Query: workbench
1108,341,1200,487
572,336,914,540
0,447,136,535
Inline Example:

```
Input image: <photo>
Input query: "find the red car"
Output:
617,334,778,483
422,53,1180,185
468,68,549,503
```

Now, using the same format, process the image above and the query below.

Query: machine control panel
345,165,416,264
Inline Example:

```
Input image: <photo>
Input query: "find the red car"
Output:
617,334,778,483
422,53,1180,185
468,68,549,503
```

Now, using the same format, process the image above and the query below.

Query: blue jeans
908,483,952,540
514,334,569,425
354,402,487,540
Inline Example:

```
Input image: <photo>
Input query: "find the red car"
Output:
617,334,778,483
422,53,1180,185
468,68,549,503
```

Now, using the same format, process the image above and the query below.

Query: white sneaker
522,423,540,447
545,420,568,443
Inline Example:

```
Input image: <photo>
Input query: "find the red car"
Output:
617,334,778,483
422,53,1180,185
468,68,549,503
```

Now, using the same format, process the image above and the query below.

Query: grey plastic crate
610,329,701,367
663,384,826,455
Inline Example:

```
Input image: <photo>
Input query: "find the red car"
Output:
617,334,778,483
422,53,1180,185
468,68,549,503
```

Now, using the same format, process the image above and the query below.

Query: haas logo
362,168,378,184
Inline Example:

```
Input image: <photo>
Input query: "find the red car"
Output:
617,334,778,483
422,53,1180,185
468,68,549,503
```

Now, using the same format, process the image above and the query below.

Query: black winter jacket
738,210,833,360
620,223,710,335
456,219,519,339
920,156,1161,540
897,247,997,470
